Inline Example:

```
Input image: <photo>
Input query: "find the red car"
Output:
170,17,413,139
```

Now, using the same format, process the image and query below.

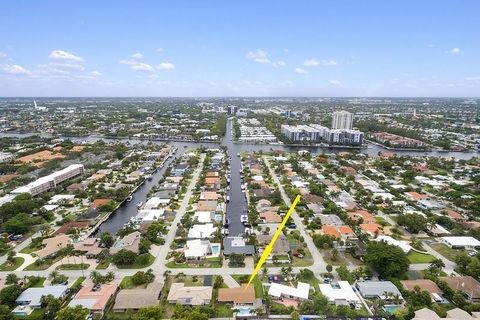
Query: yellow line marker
245,194,301,290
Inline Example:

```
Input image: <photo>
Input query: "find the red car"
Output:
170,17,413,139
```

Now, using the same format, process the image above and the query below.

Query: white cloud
277,60,286,67
51,63,85,71
131,52,143,59
246,49,271,64
157,62,175,70
0,64,30,75
156,48,164,52
465,76,480,81
131,63,154,72
91,70,102,76
447,47,462,55
295,67,306,74
303,58,337,67
49,50,84,62
119,59,137,66
329,80,342,86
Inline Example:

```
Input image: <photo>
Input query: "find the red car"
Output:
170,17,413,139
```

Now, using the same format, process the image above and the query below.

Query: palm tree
261,266,268,280
49,271,59,279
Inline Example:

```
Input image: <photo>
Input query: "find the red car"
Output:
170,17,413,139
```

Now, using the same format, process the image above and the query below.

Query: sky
0,0,479,97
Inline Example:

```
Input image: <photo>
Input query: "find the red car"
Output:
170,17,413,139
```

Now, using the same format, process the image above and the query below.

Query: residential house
356,281,403,301
268,282,310,305
110,231,141,254
113,281,162,312
167,283,212,305
319,281,360,307
16,285,68,308
218,284,256,305
223,237,255,256
187,224,216,239
401,280,445,303
69,282,118,316
440,276,480,303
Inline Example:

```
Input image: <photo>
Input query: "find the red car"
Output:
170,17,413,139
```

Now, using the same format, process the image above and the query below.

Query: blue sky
0,0,479,97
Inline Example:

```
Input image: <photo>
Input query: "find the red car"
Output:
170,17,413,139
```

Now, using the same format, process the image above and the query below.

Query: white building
184,239,212,259
12,164,85,196
332,111,353,130
268,282,310,301
441,236,480,249
187,223,216,239
319,281,360,306
375,235,412,253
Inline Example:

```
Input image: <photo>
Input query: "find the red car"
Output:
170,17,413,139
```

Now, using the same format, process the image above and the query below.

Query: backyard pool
211,244,220,255
236,306,253,316
384,305,402,314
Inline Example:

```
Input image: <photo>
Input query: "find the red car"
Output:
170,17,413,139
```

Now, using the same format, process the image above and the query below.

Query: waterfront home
167,283,212,305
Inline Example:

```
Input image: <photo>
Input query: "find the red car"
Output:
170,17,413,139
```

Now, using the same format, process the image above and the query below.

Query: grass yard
29,277,46,287
120,276,134,289
56,263,90,270
166,256,222,268
213,303,233,317
0,257,24,271
96,260,110,269
24,255,64,271
117,253,155,269
407,251,436,264
430,243,465,261
172,275,205,287
232,274,264,299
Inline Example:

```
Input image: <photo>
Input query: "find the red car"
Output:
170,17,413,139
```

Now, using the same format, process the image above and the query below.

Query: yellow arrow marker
245,194,301,290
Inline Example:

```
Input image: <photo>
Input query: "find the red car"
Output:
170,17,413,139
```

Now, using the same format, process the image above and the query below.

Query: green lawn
214,303,233,317
232,274,264,299
407,251,436,264
96,260,110,269
166,257,222,268
430,243,465,261
117,253,155,269
56,263,90,270
0,257,24,271
24,255,64,271
120,276,133,289
70,276,86,289
29,277,46,287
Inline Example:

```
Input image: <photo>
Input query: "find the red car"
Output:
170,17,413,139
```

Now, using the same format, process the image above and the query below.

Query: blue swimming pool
211,244,220,255
384,305,401,314
237,307,252,316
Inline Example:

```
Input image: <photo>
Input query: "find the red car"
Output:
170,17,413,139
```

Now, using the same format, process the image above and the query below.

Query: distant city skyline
0,0,479,97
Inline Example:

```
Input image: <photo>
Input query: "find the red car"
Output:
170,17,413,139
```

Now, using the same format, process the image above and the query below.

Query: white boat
136,201,143,209
237,153,240,157
126,195,133,202
226,196,230,202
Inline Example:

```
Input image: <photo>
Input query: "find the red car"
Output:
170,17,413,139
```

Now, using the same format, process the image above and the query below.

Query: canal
222,119,247,237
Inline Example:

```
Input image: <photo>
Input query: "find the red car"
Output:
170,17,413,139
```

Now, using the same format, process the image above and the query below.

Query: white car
240,215,248,223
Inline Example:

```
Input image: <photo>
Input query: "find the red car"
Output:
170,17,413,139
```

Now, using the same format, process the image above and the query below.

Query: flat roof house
167,283,212,306
441,236,480,250
113,281,162,312
187,223,216,239
319,281,360,307
16,285,69,308
268,282,310,303
223,237,255,256
355,281,403,300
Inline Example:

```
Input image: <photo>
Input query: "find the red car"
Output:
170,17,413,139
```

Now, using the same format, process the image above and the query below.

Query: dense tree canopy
365,241,410,278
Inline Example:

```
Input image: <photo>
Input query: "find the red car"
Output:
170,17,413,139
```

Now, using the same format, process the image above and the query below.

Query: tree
41,295,62,320
0,305,12,320
213,276,224,289
326,264,333,273
0,285,23,307
397,213,427,234
4,213,34,234
100,232,114,248
139,238,152,254
364,241,410,278
111,249,137,266
56,306,89,320
428,258,445,276
134,305,163,320
228,253,245,267
5,273,19,285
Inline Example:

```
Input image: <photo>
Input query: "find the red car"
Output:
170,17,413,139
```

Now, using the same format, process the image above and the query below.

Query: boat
227,178,230,184
147,175,153,181
226,195,230,203
237,153,240,157
136,201,143,209
126,195,133,202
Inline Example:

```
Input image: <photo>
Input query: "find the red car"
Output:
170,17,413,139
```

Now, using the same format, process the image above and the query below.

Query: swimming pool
211,244,220,255
237,306,253,316
384,305,401,314
214,214,222,221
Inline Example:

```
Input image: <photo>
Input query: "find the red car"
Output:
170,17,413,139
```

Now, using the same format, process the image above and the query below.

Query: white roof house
268,282,310,301
48,194,75,204
441,236,480,249
135,209,164,223
193,211,214,223
184,239,212,259
144,197,164,209
319,281,360,306
16,285,69,308
375,235,412,253
187,224,216,239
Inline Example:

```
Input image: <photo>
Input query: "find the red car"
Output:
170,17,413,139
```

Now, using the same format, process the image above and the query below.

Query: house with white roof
187,223,216,239
319,281,360,307
441,236,480,250
135,209,164,223
268,282,310,301
193,211,215,223
375,235,412,253
184,239,220,259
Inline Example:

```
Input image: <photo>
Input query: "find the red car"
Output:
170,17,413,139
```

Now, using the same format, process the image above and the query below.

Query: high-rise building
332,111,353,130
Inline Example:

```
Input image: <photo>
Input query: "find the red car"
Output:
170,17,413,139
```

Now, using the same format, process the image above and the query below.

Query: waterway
1,132,478,160
222,120,247,237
